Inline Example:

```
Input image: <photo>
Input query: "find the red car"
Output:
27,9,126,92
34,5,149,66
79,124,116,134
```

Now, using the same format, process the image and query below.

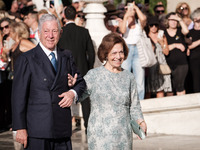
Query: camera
108,20,119,26
49,0,54,8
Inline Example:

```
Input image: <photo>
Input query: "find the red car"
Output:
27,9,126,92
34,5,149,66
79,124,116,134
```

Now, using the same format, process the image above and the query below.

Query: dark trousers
81,97,90,131
189,58,200,93
25,137,72,150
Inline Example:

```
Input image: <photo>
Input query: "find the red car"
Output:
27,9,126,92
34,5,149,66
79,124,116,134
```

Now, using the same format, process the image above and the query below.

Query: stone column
83,0,110,67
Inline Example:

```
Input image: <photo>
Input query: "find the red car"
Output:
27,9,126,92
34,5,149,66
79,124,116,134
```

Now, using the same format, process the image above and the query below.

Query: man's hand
16,129,28,148
68,73,77,87
58,91,75,108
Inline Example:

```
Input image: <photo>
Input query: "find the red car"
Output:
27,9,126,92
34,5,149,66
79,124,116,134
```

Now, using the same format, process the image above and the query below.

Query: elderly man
12,14,86,150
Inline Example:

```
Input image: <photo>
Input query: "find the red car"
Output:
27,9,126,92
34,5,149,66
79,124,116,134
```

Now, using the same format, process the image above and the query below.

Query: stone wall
141,93,200,135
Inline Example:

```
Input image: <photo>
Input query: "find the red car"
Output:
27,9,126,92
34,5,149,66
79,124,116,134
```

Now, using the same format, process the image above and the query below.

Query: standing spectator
164,12,189,95
154,4,165,18
77,32,147,149
188,8,200,92
58,5,95,133
175,2,194,30
104,3,123,33
12,14,86,150
0,18,15,131
0,18,15,51
23,10,40,44
118,1,147,100
145,16,172,98
9,21,36,65
8,0,21,19
32,0,63,18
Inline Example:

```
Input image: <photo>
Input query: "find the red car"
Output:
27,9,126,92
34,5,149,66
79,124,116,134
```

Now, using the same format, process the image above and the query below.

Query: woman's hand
68,73,77,87
175,43,185,52
139,121,147,136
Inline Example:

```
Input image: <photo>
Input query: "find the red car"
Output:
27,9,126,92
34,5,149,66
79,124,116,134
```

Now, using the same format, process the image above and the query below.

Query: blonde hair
0,11,9,20
175,2,191,18
10,22,30,40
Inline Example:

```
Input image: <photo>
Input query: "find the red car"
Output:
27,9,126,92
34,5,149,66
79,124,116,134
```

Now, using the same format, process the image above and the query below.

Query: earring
102,57,107,65
102,60,107,65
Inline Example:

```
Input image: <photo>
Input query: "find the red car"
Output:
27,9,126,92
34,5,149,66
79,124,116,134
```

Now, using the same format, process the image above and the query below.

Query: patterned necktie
50,52,57,72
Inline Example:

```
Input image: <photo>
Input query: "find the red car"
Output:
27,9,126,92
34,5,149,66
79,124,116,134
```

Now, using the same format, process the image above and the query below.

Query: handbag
137,30,157,67
159,64,171,75
130,119,146,140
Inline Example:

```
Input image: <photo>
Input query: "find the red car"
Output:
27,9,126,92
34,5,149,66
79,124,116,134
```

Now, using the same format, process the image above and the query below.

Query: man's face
155,6,165,16
38,20,60,51
24,13,35,27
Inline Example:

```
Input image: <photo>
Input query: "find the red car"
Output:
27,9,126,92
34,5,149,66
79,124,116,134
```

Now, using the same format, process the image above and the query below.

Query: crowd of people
0,0,200,150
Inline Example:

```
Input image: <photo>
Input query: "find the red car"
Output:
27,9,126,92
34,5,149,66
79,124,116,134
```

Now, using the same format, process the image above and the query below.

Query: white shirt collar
39,42,58,60
65,21,75,25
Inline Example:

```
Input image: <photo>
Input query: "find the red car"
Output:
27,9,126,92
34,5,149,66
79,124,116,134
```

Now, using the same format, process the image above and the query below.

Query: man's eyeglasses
149,24,159,27
0,25,9,31
180,7,188,11
156,10,164,14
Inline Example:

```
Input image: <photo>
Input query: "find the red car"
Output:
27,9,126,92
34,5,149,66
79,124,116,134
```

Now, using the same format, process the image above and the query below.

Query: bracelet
163,44,166,49
139,120,145,125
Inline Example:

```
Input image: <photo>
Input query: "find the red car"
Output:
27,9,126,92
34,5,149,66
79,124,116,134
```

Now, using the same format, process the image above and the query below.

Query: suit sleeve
85,29,95,69
68,52,86,98
12,55,31,131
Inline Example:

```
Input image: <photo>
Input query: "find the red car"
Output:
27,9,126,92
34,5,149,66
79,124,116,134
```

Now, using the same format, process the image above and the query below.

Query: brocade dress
80,66,144,150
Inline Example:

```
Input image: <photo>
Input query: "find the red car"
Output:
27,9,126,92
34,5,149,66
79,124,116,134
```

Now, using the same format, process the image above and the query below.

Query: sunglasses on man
156,10,164,14
0,25,9,31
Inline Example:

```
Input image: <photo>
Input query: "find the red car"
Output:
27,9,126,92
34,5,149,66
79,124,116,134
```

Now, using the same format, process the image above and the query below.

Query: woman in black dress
164,12,189,95
188,8,200,93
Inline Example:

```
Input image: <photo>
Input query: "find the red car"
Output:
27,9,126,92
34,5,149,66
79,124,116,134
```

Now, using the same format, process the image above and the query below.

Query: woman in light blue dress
71,33,147,150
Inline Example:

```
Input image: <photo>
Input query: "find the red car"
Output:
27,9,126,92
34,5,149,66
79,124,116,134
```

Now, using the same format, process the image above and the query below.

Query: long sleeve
78,69,94,102
12,55,31,130
68,51,86,98
130,75,144,121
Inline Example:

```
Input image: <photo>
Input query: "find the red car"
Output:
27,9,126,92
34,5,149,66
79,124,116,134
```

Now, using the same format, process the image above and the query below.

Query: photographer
118,1,147,100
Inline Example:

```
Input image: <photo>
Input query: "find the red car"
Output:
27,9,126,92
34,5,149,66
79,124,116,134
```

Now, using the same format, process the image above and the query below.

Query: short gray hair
38,14,61,32
191,7,200,20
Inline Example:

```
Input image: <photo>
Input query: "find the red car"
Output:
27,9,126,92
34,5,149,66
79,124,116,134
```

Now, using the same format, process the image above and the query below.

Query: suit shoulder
20,47,35,58
58,48,73,56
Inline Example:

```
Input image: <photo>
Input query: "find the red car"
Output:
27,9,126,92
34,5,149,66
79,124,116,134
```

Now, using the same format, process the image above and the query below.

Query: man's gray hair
38,14,61,32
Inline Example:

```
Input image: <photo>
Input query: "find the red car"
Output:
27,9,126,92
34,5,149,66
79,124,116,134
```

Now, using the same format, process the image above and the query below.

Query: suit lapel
50,48,67,90
34,45,56,88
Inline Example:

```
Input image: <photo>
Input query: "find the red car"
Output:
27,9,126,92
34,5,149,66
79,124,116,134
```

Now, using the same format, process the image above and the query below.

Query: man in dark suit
58,5,95,133
12,14,86,150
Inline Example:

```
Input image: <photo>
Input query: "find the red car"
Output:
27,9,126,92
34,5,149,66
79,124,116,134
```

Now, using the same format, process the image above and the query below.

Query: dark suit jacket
58,23,95,76
12,44,86,139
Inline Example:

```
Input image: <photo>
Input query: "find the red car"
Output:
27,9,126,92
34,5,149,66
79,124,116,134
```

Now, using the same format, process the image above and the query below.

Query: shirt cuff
69,89,78,104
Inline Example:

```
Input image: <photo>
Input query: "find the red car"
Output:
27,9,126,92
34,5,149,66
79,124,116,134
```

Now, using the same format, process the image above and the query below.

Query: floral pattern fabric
80,66,144,150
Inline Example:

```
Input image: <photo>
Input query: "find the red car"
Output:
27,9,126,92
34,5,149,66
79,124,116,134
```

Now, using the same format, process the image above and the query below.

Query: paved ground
0,128,200,150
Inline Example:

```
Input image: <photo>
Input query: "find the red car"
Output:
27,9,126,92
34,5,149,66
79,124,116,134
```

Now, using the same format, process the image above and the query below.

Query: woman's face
107,43,125,69
180,4,189,16
168,15,178,29
149,24,159,33
0,21,10,36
